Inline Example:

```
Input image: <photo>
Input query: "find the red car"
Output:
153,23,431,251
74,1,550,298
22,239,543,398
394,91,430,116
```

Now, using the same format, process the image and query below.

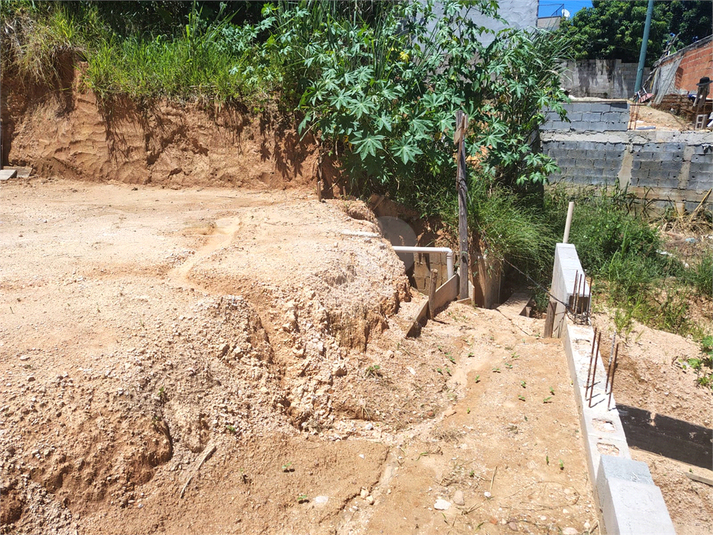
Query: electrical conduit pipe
392,246,455,280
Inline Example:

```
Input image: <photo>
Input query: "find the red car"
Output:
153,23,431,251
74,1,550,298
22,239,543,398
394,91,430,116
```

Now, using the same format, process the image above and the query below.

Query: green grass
684,252,713,298
2,2,271,104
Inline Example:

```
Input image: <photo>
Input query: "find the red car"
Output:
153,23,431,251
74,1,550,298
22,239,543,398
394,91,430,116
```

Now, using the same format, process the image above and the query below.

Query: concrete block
659,151,683,162
582,112,602,122
571,102,594,113
596,456,676,535
589,103,615,113
556,157,577,167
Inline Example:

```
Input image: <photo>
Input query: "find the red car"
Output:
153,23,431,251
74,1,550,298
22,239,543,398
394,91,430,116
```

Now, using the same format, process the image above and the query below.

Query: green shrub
264,0,570,207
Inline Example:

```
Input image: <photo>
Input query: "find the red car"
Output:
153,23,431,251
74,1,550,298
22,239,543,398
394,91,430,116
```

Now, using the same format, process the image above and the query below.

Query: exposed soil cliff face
3,77,326,190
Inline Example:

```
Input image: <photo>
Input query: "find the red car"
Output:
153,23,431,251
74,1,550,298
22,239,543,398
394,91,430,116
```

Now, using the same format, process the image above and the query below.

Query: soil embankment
3,75,331,191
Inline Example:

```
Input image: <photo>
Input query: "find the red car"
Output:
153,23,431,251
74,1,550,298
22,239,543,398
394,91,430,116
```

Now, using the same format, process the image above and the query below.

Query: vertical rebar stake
574,273,584,323
588,331,602,407
572,271,580,322
585,327,598,399
608,342,620,410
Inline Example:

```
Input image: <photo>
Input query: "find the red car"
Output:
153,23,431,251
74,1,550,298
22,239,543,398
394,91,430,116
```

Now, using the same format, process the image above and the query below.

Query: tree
560,1,712,64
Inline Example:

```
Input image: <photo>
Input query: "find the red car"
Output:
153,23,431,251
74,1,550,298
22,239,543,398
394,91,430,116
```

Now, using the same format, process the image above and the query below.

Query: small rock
508,522,519,531
314,496,329,505
453,490,465,505
366,495,374,505
484,491,492,499
360,488,368,499
386,350,394,359
27,376,36,382
562,528,578,535
364,423,373,431
19,355,29,361
434,498,451,510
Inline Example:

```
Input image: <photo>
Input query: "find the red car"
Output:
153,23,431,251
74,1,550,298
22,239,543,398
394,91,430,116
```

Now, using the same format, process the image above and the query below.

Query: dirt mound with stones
0,180,410,534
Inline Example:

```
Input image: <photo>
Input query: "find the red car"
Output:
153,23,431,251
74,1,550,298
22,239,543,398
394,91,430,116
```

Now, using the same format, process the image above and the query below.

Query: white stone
314,495,329,505
453,490,465,505
434,498,451,510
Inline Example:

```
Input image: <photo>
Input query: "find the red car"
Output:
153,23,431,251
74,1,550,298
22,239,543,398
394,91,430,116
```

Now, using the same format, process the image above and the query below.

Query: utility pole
634,0,655,97
454,111,469,300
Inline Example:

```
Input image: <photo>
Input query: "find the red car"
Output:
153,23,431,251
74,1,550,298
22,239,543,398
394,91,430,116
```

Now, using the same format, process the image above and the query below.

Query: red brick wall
674,40,713,93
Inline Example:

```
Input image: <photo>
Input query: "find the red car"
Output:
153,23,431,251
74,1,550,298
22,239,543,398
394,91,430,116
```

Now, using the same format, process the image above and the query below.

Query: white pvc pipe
563,201,575,244
392,246,454,279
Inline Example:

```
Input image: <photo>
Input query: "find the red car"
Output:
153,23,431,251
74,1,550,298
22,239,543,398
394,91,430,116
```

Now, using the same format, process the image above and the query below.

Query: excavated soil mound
0,180,409,534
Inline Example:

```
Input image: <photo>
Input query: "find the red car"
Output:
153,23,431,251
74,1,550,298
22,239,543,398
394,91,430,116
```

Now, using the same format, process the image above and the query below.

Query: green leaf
393,137,423,165
351,134,385,159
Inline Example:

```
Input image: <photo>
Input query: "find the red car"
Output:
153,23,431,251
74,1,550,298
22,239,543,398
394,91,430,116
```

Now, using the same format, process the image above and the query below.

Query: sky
539,1,593,18
563,1,593,17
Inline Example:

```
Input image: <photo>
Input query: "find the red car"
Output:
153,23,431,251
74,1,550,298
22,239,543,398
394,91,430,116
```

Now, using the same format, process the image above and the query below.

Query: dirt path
2,178,597,534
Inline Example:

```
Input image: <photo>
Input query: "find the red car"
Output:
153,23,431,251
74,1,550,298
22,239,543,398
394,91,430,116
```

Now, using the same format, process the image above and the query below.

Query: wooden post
428,268,438,319
455,111,469,300
543,298,556,338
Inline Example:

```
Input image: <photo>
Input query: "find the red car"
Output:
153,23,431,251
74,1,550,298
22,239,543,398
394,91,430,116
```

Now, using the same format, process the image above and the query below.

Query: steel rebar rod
585,328,599,399
588,331,602,407
608,343,620,410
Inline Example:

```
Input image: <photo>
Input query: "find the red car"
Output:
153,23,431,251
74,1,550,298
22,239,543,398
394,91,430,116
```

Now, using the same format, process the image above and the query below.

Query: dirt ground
1,178,602,535
630,105,693,131
2,177,712,535
592,315,713,534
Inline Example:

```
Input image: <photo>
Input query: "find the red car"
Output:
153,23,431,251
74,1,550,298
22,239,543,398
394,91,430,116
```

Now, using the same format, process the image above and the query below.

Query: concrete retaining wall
542,101,629,133
542,130,713,211
561,60,647,99
551,244,676,535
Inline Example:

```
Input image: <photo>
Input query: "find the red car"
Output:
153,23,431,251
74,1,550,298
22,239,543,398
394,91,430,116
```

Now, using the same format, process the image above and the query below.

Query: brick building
652,35,713,98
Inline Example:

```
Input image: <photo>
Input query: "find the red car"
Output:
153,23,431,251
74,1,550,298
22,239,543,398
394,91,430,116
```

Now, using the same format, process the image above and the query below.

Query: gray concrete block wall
542,101,629,133
541,132,713,210
543,139,625,186
561,60,648,99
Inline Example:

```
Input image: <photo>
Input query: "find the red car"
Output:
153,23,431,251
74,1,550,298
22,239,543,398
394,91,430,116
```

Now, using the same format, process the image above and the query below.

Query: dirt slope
3,82,332,191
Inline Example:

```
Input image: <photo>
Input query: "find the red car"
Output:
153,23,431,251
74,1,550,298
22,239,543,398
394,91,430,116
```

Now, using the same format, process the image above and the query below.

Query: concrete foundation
551,244,676,535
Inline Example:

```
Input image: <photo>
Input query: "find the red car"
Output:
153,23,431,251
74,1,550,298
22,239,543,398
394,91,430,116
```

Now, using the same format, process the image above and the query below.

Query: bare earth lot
1,177,710,535
0,178,601,535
